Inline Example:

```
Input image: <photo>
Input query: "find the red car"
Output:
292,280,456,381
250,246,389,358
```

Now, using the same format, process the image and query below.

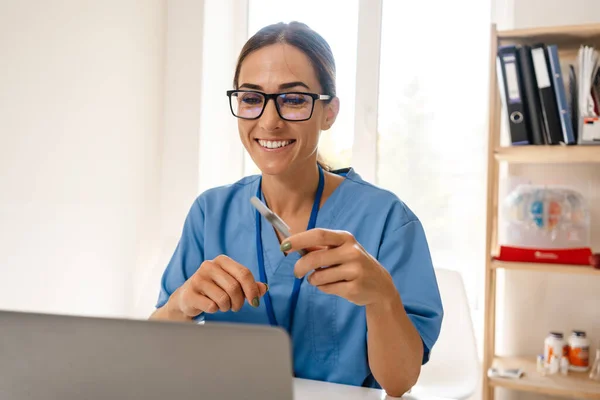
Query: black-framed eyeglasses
226,90,332,121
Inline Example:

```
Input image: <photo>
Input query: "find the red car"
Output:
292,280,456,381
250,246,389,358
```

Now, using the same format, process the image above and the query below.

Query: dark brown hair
233,21,336,171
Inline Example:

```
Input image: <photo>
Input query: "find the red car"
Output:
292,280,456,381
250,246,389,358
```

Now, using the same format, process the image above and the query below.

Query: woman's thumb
257,282,269,297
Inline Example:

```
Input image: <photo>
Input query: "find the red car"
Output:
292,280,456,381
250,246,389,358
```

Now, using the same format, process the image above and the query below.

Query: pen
250,196,308,256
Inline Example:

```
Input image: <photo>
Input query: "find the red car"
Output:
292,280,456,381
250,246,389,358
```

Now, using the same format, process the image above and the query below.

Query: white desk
293,378,452,400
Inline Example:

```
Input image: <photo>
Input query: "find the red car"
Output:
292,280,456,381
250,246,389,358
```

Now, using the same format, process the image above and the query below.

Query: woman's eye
241,96,262,105
281,95,306,106
242,97,261,105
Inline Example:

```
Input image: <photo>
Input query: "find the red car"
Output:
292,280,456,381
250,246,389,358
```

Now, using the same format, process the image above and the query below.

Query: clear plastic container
502,184,590,249
590,348,600,381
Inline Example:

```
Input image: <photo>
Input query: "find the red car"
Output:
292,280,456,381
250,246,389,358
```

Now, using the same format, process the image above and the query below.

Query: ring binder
497,45,532,145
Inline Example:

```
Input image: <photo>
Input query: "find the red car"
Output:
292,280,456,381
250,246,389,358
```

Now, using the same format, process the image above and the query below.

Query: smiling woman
243,0,360,174
231,25,339,176
150,21,443,398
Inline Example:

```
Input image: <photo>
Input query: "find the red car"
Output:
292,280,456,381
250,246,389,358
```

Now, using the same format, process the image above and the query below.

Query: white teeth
257,139,293,149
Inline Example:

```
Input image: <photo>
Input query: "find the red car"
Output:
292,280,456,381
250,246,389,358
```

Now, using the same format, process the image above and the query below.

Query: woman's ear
321,97,340,131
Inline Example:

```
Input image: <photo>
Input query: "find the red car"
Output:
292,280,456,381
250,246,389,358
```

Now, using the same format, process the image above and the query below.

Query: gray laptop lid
0,310,293,400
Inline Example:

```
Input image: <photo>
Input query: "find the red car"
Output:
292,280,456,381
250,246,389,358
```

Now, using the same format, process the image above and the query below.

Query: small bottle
544,332,567,368
560,356,570,375
568,330,590,371
590,348,600,381
549,355,560,374
536,354,548,376
536,355,546,375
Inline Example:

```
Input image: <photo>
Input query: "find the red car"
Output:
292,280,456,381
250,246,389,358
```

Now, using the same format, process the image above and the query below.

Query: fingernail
252,297,260,307
280,241,291,252
264,283,269,292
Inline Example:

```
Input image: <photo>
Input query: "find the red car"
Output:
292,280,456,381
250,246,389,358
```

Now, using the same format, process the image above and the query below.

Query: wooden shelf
494,146,600,163
491,260,600,276
483,22,600,400
497,23,600,45
490,356,600,399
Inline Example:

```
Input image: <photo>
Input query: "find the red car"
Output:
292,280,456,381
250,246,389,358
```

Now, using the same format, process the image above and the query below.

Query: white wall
197,0,247,194
494,1,600,399
131,0,206,318
0,0,166,318
130,0,251,317
513,0,600,29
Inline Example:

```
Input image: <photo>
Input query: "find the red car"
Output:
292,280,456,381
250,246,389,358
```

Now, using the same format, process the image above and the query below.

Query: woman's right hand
166,255,268,319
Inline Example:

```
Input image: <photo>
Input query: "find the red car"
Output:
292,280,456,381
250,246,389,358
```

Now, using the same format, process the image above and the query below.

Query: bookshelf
483,23,600,400
491,260,600,276
490,356,599,399
494,146,600,163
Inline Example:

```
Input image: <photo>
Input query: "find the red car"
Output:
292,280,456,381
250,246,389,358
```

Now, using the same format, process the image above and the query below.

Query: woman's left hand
281,228,399,306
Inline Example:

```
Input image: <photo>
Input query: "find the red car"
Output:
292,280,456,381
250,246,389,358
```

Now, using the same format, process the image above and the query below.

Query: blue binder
547,44,576,144
497,45,531,145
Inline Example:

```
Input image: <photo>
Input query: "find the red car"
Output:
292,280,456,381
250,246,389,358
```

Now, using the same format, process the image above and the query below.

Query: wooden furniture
483,23,600,400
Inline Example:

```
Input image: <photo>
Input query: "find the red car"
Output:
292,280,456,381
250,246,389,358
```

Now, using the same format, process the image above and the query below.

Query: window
244,0,360,175
376,0,491,313
199,0,492,344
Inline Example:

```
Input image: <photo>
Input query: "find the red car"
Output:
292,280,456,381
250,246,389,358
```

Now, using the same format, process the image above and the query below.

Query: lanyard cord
254,165,325,334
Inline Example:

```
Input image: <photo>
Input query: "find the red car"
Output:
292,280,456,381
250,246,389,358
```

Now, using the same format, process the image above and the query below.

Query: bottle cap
572,330,586,337
550,332,564,339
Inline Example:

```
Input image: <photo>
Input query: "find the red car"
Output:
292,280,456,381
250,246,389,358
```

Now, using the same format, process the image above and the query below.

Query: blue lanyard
255,165,325,335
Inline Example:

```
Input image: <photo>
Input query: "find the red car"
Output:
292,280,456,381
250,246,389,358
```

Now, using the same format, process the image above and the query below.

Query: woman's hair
233,21,336,171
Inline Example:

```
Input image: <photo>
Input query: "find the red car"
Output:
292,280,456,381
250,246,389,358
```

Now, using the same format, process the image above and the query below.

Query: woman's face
235,43,339,176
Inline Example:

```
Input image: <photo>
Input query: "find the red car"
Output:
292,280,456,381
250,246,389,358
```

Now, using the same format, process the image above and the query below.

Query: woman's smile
255,138,297,152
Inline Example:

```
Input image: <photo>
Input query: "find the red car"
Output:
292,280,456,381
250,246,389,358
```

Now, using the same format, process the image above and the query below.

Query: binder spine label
532,48,551,88
504,59,521,102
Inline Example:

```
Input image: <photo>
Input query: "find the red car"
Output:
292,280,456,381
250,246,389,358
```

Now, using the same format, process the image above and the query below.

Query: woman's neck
261,164,321,220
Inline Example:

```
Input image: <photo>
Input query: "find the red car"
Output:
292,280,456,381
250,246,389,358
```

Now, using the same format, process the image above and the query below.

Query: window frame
196,0,487,336
351,0,383,184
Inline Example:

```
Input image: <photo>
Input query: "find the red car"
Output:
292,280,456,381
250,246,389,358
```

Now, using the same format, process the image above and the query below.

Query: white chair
410,268,480,400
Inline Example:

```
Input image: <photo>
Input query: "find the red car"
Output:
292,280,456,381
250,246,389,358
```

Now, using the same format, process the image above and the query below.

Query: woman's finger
294,244,355,278
257,282,269,297
197,280,231,312
208,266,246,312
283,244,327,256
179,286,219,316
214,255,262,307
281,228,350,254
313,280,355,299
306,263,360,286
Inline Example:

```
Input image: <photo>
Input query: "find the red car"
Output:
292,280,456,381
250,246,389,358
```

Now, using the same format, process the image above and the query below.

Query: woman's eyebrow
238,81,310,91
279,81,310,90
239,83,262,90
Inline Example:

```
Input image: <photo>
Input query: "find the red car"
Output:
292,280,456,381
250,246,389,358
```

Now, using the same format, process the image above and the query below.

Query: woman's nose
258,99,283,131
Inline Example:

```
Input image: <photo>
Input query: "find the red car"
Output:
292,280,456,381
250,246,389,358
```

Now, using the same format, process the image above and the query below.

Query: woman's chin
251,152,316,177
255,162,292,177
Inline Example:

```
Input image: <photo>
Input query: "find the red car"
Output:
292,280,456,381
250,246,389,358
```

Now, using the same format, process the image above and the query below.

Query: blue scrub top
156,168,443,389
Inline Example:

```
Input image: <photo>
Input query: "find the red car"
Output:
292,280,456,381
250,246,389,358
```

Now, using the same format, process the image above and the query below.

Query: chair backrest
412,268,480,400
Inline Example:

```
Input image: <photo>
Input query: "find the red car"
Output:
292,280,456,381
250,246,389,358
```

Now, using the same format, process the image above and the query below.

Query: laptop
0,310,294,399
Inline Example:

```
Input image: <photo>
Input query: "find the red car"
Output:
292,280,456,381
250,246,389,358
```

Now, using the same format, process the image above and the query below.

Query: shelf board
491,260,600,276
497,23,600,45
490,356,600,399
494,146,600,163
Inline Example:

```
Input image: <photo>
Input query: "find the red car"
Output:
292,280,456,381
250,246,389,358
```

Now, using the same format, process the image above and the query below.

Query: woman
150,21,443,397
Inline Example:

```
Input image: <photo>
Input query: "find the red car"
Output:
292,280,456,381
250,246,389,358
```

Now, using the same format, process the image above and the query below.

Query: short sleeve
155,198,205,309
378,213,443,364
